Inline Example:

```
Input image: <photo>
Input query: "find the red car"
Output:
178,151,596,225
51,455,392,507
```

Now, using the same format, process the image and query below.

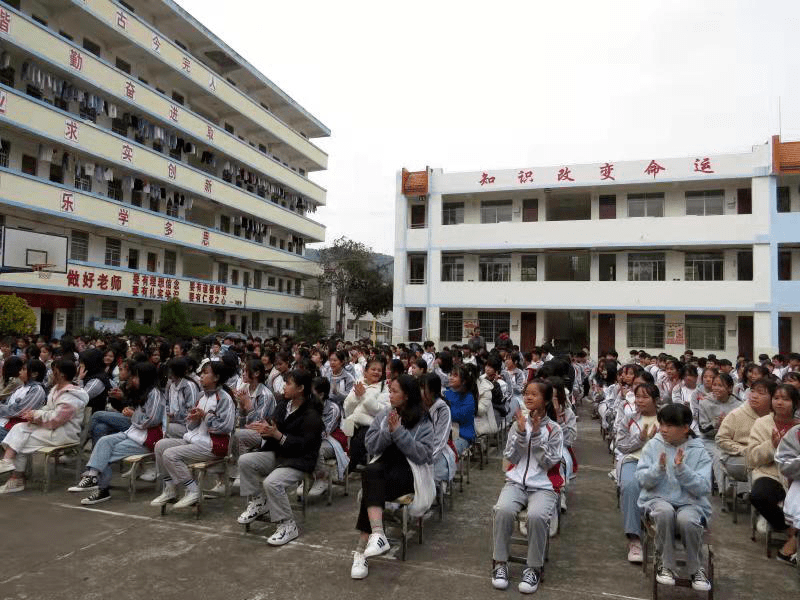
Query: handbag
210,433,229,457
144,426,163,451
330,428,349,453
405,458,436,517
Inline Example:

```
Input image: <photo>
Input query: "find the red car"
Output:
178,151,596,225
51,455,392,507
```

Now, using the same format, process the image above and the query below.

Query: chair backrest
78,406,93,447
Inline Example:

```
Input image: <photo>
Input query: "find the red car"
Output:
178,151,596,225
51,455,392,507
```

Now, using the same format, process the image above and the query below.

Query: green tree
0,295,36,335
348,266,392,322
295,306,326,342
158,298,193,339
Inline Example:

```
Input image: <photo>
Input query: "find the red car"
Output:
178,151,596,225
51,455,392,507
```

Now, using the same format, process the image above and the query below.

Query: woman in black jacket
79,348,111,413
236,369,324,546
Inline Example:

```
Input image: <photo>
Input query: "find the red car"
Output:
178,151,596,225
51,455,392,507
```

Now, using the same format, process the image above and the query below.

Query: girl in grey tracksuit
0,362,46,443
165,360,201,437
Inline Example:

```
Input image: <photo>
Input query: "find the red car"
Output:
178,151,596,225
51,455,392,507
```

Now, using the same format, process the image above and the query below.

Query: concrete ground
1,406,798,600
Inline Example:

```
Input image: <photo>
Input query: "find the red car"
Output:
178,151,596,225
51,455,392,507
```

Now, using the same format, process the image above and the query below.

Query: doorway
598,314,616,355
39,309,54,338
545,310,589,354
520,312,537,353
738,316,753,360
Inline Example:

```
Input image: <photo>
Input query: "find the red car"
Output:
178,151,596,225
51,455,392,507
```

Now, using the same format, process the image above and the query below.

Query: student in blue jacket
636,403,712,592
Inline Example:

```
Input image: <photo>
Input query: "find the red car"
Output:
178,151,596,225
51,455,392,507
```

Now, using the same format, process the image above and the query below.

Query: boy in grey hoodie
637,403,712,592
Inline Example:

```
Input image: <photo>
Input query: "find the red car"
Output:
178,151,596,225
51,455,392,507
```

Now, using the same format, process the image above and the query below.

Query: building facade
393,137,800,359
0,0,327,338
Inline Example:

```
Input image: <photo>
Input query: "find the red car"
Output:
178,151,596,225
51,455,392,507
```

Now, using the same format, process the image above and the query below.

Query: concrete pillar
753,311,778,358
427,307,441,347
590,253,599,281
589,311,599,359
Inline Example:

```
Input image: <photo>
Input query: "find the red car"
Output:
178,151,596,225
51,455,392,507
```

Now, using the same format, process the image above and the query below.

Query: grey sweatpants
493,481,557,568
154,438,216,485
645,500,706,574
719,454,749,484
238,450,304,523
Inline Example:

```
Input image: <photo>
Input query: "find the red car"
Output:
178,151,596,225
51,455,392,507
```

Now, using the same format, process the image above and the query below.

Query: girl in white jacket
342,357,389,471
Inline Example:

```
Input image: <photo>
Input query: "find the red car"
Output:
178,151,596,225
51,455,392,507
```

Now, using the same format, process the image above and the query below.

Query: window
440,311,463,342
104,238,121,267
441,255,464,282
685,315,726,350
628,252,665,281
627,314,665,348
124,308,135,322
172,91,184,106
32,14,47,26
115,57,131,74
737,250,753,281
253,271,262,289
49,162,63,184
278,279,284,293
442,202,465,225
627,193,664,217
82,38,101,57
408,309,423,342
520,254,537,281
59,30,74,41
478,311,510,342
112,118,127,136
267,317,275,328
131,191,142,207
408,255,426,284
147,252,157,272
79,104,97,123
66,298,85,334
0,139,9,168
599,254,617,281
547,195,591,221
410,204,426,229
100,301,118,319
522,199,538,222
166,201,178,218
107,179,122,201
163,250,176,275
778,186,791,213
295,279,302,295
279,239,285,250
70,231,89,261
286,280,292,294
545,253,590,281
75,171,92,191
224,122,235,134
231,270,240,286
128,248,139,270
219,215,230,233
143,309,153,326
267,276,275,288
599,195,616,219
149,196,160,213
685,190,724,216
269,235,277,247
479,254,511,282
685,252,723,281
21,155,36,176
480,200,512,224
252,312,260,331
779,250,792,281
218,262,228,283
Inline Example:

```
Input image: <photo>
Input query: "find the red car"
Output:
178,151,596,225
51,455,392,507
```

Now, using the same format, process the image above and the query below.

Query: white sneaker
237,495,269,524
351,552,368,579
627,539,643,563
207,480,226,495
363,532,390,558
267,521,299,546
560,492,567,513
174,489,201,509
232,477,240,488
139,466,157,482
0,458,15,474
149,485,177,506
296,482,305,498
756,515,768,535
519,513,528,537
307,478,327,497
0,478,24,493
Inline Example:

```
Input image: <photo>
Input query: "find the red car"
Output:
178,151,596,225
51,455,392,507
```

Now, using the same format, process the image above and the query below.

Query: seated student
342,357,389,472
746,383,799,563
0,356,24,403
421,372,455,485
0,359,47,444
549,377,577,513
775,422,800,564
349,374,433,579
446,364,477,455
149,360,235,509
716,377,774,490
433,350,453,392
327,350,355,407
483,356,509,427
89,359,136,447
593,359,619,422
409,358,427,377
68,362,164,504
298,377,349,498
235,370,324,546
78,349,112,414
615,382,660,563
0,359,89,493
491,380,563,594
698,372,741,490
636,403,712,592
165,357,201,438
503,353,526,417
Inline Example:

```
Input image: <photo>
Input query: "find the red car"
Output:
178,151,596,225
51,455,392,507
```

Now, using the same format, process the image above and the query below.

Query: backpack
490,380,507,417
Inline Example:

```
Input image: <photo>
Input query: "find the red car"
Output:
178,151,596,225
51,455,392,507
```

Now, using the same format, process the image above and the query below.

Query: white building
0,0,327,338
393,136,800,360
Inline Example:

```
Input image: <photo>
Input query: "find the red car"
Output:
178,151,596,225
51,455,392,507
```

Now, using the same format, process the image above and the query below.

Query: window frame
70,230,89,262
685,190,724,216
440,310,464,342
441,254,465,282
478,253,511,282
627,193,665,218
442,202,465,225
627,252,666,281
684,252,724,281
627,314,665,348
480,200,513,224
685,315,726,350
520,254,538,281
104,238,121,267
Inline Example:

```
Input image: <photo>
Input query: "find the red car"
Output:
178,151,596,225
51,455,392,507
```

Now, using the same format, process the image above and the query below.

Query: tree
348,266,392,323
0,295,36,335
317,236,374,334
158,298,193,339
295,306,326,342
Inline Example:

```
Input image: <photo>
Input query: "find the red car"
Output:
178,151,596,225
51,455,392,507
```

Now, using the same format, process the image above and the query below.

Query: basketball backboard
0,227,68,274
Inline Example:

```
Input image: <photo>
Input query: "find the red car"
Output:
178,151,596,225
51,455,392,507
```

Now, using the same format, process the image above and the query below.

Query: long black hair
524,379,558,422
420,372,443,406
129,361,158,407
2,355,23,381
285,369,320,412
394,374,425,429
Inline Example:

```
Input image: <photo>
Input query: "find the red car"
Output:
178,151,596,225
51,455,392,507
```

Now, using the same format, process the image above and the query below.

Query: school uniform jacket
366,407,433,465
775,424,800,481
259,398,324,473
504,416,564,491
0,382,46,421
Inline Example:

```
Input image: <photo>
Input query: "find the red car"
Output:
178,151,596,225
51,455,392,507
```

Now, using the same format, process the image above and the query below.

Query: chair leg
43,454,52,494
401,505,408,561
128,462,139,502
195,469,204,520
707,545,714,600
418,516,423,544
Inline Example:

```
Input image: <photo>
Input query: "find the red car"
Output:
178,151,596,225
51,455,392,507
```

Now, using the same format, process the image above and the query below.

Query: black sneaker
518,568,539,594
691,568,711,591
656,565,676,586
68,475,98,492
491,563,509,590
81,488,111,505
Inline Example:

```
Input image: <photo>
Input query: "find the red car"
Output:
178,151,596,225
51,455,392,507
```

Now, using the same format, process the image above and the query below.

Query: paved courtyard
1,406,798,600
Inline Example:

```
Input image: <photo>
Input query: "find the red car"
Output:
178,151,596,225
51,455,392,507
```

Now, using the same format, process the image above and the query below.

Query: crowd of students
2,329,799,593
594,348,800,593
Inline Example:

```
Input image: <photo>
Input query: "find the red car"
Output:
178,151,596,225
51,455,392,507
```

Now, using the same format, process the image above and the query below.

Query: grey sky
177,0,799,255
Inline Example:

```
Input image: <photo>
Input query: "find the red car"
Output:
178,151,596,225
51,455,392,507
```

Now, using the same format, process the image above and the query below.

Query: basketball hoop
32,263,55,279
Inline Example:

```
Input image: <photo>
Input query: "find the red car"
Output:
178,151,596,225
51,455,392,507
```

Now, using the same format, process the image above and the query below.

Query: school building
393,136,800,359
0,0,328,338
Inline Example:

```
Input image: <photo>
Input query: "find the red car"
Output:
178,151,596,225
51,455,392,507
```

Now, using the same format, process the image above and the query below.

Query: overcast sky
178,0,799,255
